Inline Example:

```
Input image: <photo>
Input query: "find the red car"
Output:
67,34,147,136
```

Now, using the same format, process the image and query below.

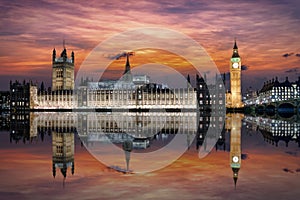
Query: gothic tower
229,40,243,108
52,42,75,91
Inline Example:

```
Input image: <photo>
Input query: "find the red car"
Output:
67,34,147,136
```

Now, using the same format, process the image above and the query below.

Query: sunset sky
1,0,300,91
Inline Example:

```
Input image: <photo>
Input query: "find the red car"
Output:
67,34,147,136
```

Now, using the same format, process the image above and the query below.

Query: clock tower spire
232,38,240,58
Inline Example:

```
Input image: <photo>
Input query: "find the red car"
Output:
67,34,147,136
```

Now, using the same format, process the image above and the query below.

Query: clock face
232,62,239,69
231,57,240,63
232,156,239,163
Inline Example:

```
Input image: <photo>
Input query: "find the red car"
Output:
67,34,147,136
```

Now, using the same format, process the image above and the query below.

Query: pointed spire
234,177,238,189
63,39,66,49
233,38,238,49
63,177,65,188
187,74,191,84
232,168,240,189
124,53,131,74
232,38,240,58
52,163,56,178
71,162,74,175
52,48,56,62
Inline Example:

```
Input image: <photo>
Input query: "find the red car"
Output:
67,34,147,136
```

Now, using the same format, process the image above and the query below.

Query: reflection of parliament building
33,112,198,148
5,111,249,186
52,127,75,180
244,116,300,147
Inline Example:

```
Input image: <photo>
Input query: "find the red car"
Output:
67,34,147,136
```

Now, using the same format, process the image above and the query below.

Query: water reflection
52,128,75,186
227,113,243,189
244,115,300,147
1,111,300,190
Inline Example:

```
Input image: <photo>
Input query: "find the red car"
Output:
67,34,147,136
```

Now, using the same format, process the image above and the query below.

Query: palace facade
244,76,300,105
27,48,198,110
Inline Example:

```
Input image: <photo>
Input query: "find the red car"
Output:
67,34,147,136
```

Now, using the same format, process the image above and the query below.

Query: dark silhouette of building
9,113,30,143
10,80,32,111
0,91,10,111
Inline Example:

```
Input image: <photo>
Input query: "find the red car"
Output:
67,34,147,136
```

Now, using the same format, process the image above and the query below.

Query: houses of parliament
6,40,244,111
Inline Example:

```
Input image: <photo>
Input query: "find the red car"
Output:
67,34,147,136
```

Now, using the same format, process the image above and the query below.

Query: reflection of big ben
230,40,243,108
228,113,243,188
52,131,75,182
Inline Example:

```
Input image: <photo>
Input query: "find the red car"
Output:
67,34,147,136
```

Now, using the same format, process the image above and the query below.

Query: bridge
246,98,300,119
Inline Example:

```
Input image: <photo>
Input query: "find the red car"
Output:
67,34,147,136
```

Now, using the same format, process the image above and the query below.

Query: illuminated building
29,50,197,110
244,76,300,106
52,44,75,91
226,40,243,109
0,91,10,111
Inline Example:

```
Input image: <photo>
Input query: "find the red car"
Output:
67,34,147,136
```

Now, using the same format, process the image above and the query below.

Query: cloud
241,153,248,160
282,168,294,173
104,52,127,60
282,53,294,58
1,0,300,91
285,67,299,73
241,65,249,71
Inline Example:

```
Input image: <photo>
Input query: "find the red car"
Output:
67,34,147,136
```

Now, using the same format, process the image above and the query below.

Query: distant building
243,87,258,105
244,76,300,105
10,80,34,111
259,77,299,103
0,91,10,111
196,73,225,113
196,74,210,111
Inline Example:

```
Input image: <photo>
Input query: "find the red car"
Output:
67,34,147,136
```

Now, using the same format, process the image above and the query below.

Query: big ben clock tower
229,40,243,108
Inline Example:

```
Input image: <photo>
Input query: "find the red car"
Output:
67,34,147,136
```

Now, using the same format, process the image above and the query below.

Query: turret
52,163,56,178
52,48,56,63
71,51,75,64
71,162,75,175
232,39,240,58
60,48,67,61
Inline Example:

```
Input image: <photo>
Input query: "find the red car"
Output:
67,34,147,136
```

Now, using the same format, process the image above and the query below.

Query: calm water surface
0,112,299,200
